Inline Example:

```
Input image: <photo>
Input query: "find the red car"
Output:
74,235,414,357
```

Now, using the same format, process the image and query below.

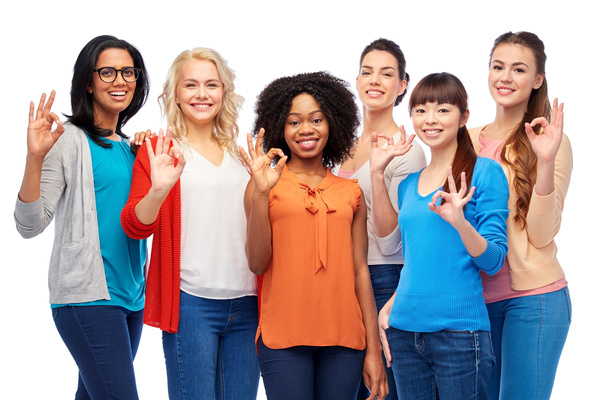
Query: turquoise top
389,157,509,332
52,136,146,310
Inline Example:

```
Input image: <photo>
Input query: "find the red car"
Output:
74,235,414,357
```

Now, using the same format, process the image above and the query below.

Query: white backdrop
1,1,596,398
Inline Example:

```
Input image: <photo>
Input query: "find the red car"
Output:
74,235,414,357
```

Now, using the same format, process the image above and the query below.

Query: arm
370,127,414,238
121,128,184,239
429,165,509,275
378,292,396,368
240,129,287,275
524,100,572,247
353,190,388,400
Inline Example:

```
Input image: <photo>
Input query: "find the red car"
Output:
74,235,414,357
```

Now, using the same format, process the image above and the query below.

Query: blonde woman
121,48,259,399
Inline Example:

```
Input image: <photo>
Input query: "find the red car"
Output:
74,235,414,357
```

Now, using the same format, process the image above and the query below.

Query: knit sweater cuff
473,241,504,275
121,203,157,239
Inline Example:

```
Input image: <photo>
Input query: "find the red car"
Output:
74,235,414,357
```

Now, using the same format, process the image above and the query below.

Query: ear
87,85,92,94
460,109,471,128
397,79,408,96
533,74,544,90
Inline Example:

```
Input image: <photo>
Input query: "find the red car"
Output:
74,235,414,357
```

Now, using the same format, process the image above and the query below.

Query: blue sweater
389,157,509,332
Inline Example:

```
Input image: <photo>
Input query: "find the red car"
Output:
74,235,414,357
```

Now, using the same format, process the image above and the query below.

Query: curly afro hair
253,71,360,168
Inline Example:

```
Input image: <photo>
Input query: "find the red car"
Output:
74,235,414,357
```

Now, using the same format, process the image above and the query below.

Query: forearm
371,171,399,237
246,191,273,275
355,266,382,354
534,158,555,196
455,219,488,258
18,154,45,203
134,187,170,225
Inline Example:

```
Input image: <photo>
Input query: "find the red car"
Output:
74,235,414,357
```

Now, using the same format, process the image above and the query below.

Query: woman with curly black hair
242,71,389,400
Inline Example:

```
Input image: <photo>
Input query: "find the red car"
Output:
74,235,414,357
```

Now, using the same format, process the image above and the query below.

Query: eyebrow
361,65,397,71
288,110,323,116
491,59,530,68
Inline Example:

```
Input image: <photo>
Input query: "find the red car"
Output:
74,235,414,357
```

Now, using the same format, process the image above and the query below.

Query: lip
422,129,442,138
109,91,129,100
296,138,319,150
496,86,515,96
190,103,213,111
366,89,384,98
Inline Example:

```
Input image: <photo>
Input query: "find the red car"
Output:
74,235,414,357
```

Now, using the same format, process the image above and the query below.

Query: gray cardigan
14,122,110,304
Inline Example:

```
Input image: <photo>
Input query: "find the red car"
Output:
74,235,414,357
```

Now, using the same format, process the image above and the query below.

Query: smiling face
88,48,136,128
284,93,329,163
488,43,544,112
412,102,468,151
175,59,223,129
356,50,406,111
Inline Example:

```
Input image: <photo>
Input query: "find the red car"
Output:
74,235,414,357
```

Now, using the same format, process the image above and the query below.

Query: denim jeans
258,335,365,400
387,327,494,400
486,287,571,400
357,263,401,400
162,292,260,400
52,305,143,400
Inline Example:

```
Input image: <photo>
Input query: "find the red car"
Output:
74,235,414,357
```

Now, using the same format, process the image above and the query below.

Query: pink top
337,168,356,179
477,135,567,303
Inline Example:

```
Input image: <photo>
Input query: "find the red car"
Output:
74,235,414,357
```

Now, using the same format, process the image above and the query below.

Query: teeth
193,104,210,108
299,140,316,144
498,88,514,93
424,130,441,134
110,92,125,96
367,91,383,95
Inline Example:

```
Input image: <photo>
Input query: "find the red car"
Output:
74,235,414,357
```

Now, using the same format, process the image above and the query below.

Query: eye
361,71,371,76
413,108,425,113
514,68,525,73
122,68,136,78
492,65,503,71
100,68,115,78
312,118,322,124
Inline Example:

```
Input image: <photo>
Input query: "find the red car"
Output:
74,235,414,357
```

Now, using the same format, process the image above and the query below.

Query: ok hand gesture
429,167,475,229
525,98,564,163
27,91,64,158
146,127,186,194
369,126,415,175
239,128,287,194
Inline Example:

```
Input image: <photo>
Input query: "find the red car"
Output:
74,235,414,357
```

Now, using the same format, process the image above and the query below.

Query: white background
1,1,597,398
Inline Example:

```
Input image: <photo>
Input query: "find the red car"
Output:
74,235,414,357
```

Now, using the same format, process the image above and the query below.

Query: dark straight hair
409,72,477,196
67,35,149,147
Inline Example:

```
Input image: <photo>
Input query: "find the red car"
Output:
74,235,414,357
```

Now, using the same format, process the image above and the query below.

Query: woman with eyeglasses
14,35,150,400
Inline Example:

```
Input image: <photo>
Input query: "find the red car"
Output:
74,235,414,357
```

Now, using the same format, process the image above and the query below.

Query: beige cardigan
469,127,572,290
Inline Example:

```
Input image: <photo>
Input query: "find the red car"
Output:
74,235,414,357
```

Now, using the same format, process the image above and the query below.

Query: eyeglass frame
92,67,141,83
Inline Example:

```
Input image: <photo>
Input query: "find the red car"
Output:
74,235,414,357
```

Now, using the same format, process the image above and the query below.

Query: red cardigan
121,137,261,333
121,137,182,333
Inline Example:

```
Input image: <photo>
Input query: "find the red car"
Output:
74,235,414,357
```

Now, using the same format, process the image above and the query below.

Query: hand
370,126,415,174
378,299,393,368
525,98,564,163
363,350,388,400
27,91,64,158
146,127,185,194
429,167,475,229
131,129,156,155
239,128,287,194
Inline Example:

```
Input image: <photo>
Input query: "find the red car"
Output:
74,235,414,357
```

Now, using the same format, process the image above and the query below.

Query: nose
425,110,437,124
196,86,208,99
500,68,512,83
113,70,126,85
369,72,380,85
298,120,313,134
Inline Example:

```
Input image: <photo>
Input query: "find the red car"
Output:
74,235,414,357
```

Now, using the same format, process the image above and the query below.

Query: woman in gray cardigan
14,35,150,400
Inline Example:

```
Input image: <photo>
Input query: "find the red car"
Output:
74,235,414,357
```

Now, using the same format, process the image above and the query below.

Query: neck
428,141,458,172
361,105,399,138
287,156,326,176
486,103,527,140
186,121,215,144
93,110,120,139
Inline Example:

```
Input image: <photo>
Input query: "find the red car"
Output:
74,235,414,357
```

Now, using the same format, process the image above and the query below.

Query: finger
35,92,47,120
528,116,549,129
273,155,288,176
155,128,165,155
43,90,57,117
28,101,35,123
239,146,251,165
256,128,265,156
463,186,475,203
163,126,173,152
265,147,283,161
246,132,257,159
380,327,392,368
457,171,467,197
173,148,186,172
54,120,65,136
447,166,457,193
524,122,537,141
145,138,155,161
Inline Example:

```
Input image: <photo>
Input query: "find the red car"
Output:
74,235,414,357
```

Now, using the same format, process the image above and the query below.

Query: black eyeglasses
93,67,141,83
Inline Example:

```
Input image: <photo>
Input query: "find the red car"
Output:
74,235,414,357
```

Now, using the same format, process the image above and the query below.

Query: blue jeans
486,287,571,400
52,305,143,400
162,292,260,400
258,335,366,400
358,263,401,400
387,327,494,400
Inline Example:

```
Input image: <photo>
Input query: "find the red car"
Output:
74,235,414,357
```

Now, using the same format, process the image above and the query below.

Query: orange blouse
257,166,366,350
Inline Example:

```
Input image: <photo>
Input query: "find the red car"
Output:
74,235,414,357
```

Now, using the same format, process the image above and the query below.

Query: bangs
409,73,467,114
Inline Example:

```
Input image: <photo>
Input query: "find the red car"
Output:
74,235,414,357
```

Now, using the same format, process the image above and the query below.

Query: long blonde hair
159,47,244,157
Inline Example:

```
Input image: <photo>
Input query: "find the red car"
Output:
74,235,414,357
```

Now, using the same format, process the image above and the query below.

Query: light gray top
14,122,109,304
333,131,427,265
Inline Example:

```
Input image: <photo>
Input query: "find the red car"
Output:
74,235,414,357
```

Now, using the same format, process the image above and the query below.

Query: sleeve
350,179,361,214
472,159,509,275
525,134,572,248
121,137,159,239
385,140,427,213
374,175,410,256
14,140,66,238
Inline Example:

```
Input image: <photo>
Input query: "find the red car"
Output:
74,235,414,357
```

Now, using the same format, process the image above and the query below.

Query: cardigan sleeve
525,134,572,248
471,158,509,275
121,137,160,239
14,134,67,238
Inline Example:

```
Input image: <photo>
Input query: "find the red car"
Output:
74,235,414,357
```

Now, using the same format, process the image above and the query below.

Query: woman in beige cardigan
469,31,572,400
